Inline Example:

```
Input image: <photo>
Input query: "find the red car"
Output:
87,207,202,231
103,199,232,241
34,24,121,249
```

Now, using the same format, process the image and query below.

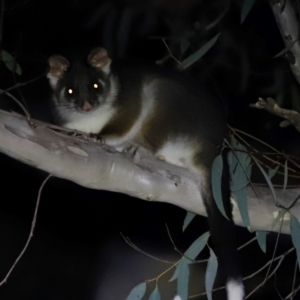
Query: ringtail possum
47,47,244,300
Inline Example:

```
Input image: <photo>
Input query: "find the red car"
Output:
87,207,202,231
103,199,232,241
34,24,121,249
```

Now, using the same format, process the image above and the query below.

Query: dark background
0,0,299,299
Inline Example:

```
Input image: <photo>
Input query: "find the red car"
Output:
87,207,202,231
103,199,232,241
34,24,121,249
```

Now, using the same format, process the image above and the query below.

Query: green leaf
268,165,279,179
185,231,210,260
272,209,285,230
1,50,22,75
290,214,300,269
234,187,250,228
180,33,220,69
126,282,146,300
212,154,228,219
149,287,161,300
169,264,179,282
177,260,189,300
228,138,252,227
205,248,218,300
256,161,277,204
256,231,267,253
241,0,256,24
183,212,196,232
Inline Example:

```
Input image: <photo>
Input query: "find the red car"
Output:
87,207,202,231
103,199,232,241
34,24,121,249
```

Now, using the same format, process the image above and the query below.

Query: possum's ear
48,55,69,78
47,55,70,89
88,47,111,74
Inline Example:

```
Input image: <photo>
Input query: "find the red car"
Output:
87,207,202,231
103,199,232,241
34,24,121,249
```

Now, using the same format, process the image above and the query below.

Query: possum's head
47,47,113,113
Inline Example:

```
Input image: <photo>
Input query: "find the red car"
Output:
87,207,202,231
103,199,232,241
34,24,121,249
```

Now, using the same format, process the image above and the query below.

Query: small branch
0,174,52,286
250,97,300,133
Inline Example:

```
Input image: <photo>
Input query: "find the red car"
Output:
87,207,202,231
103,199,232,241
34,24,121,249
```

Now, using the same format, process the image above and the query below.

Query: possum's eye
92,83,100,90
67,88,74,95
65,87,76,101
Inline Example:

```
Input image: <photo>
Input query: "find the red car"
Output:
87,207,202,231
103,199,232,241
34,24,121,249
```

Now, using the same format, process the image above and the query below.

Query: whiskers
55,102,77,119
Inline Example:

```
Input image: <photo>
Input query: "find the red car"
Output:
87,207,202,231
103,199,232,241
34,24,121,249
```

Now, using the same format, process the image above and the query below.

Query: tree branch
0,109,299,234
269,0,300,85
250,97,300,133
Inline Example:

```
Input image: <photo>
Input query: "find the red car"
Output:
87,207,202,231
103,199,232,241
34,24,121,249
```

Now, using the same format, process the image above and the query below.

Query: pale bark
0,110,299,234
269,0,300,85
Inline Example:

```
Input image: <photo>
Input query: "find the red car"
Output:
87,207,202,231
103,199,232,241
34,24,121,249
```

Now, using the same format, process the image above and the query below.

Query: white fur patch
173,296,182,300
64,104,116,133
156,138,199,171
63,76,118,133
47,73,59,89
104,81,155,148
226,279,244,300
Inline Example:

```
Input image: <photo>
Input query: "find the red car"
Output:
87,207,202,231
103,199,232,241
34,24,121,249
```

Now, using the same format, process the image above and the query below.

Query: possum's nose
82,101,93,111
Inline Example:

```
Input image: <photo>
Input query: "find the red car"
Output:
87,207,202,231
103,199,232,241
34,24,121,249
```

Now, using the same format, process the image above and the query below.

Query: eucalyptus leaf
126,282,146,300
228,145,251,227
185,231,210,260
169,264,180,282
212,154,228,219
205,248,218,300
183,212,196,232
149,287,161,300
290,214,300,269
1,50,22,75
272,209,285,230
234,188,250,228
268,166,279,179
256,162,277,204
241,0,256,24
256,231,267,253
177,260,189,300
180,33,220,69
229,137,252,190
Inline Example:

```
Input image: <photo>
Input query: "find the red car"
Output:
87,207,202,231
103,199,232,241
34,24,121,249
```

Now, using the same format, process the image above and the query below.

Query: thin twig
120,233,175,264
0,72,46,96
230,127,300,170
285,284,300,299
165,224,207,263
264,215,284,282
245,249,294,298
0,174,52,286
0,90,32,123
274,278,284,300
290,257,298,300
238,236,257,250
161,38,185,70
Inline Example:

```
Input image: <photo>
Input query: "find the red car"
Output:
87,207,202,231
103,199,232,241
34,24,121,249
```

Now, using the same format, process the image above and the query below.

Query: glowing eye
67,88,73,95
93,83,99,89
